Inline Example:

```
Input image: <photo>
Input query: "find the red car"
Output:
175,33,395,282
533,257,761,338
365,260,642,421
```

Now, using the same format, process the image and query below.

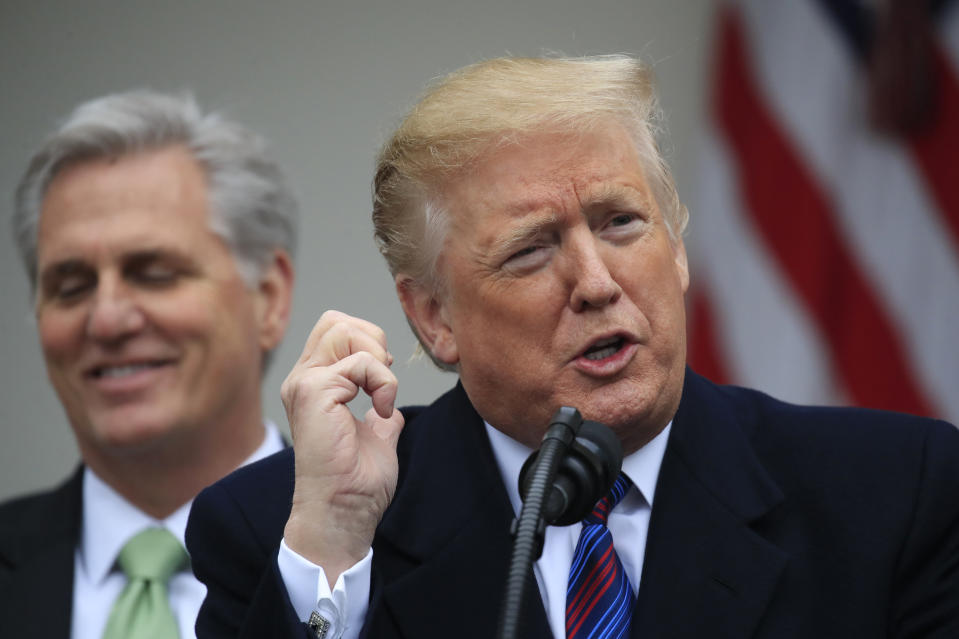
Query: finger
282,350,395,423
308,321,391,368
326,351,398,418
365,407,405,449
297,310,391,367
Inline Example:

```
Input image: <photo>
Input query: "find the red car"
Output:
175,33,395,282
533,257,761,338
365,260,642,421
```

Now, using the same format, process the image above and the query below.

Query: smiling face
400,122,689,453
34,146,285,469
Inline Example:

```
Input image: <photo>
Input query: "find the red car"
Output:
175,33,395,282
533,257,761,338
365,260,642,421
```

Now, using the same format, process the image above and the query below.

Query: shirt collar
485,419,671,518
79,420,285,584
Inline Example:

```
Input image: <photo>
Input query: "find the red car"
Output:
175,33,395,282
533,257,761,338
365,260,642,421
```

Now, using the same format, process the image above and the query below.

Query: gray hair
13,89,298,289
372,55,688,369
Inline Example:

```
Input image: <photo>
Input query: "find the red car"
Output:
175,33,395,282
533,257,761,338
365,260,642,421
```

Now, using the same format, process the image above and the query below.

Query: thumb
366,407,405,449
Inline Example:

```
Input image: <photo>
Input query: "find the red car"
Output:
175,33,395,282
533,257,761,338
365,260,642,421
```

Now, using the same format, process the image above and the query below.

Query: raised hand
280,310,405,585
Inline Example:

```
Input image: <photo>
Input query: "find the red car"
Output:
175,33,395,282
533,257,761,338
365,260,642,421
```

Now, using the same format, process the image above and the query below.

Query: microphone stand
496,407,582,639
497,410,623,639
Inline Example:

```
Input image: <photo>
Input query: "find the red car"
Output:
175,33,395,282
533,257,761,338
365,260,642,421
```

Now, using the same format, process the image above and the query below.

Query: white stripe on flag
738,0,959,419
694,0,959,423
694,131,843,405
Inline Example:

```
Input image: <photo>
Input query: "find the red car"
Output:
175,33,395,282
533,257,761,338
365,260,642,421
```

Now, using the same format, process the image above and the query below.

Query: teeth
98,363,155,378
583,337,623,361
584,345,619,361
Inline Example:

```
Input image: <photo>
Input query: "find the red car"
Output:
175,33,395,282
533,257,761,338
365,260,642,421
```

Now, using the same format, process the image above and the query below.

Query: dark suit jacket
0,467,83,638
187,370,959,638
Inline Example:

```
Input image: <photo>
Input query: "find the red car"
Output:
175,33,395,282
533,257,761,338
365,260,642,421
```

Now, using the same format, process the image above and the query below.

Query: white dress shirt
278,420,670,639
71,421,285,639
486,421,671,639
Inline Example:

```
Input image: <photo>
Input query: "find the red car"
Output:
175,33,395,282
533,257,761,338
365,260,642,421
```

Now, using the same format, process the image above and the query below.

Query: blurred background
2,0,956,501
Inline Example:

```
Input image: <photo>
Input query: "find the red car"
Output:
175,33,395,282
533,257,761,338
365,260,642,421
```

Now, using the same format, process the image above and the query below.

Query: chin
87,410,182,453
580,382,669,447
582,397,647,430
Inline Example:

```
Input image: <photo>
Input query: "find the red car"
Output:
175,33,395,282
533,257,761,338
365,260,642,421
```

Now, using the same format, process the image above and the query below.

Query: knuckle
319,309,346,323
280,379,295,405
354,350,377,366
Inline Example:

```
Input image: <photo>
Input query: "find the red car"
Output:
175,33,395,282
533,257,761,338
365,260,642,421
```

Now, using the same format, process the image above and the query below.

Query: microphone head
519,419,623,526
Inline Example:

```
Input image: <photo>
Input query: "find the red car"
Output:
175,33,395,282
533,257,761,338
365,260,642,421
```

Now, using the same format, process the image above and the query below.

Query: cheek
156,306,224,355
155,281,250,336
458,280,557,346
176,289,260,360
616,253,687,325
37,310,84,362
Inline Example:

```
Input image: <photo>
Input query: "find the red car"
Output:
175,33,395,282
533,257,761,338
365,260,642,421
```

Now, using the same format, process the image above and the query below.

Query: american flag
688,0,959,424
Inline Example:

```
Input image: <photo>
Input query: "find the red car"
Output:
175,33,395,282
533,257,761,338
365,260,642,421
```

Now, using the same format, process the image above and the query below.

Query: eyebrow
486,212,560,258
578,182,654,213
122,249,189,268
41,258,89,277
38,248,193,282
486,183,654,257
39,259,89,283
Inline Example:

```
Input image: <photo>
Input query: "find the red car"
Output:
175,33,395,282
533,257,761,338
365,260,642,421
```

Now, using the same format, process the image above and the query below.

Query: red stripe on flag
688,286,732,385
909,46,959,252
713,6,934,416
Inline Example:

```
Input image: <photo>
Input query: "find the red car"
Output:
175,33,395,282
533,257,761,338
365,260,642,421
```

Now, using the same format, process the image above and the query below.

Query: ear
672,236,690,294
254,250,295,352
395,274,458,365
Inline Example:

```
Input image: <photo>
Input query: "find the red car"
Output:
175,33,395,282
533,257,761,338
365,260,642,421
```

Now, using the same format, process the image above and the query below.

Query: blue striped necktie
566,474,635,639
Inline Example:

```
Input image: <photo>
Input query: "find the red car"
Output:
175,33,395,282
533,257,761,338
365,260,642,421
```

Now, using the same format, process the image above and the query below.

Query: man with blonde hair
0,90,297,639
188,56,959,638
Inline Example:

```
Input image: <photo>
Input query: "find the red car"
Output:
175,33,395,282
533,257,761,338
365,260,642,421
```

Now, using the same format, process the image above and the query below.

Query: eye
502,244,552,273
598,212,644,241
128,260,181,287
54,274,95,300
39,263,96,304
509,246,540,260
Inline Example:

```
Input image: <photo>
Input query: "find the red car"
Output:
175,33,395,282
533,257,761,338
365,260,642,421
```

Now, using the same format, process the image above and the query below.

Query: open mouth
90,361,169,379
582,336,626,361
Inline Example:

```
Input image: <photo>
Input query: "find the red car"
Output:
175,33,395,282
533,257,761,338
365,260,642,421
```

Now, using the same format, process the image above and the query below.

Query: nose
85,277,146,342
568,235,622,311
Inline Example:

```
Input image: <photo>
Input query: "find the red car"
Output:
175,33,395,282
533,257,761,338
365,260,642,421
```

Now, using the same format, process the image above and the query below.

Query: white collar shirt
485,420,671,639
277,419,671,639
71,421,285,639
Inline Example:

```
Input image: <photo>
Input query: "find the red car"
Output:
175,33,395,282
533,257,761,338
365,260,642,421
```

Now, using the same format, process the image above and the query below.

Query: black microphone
518,419,623,526
497,409,623,639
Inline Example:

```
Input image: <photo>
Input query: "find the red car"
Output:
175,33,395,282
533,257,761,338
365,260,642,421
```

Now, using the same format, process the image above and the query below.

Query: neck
82,418,266,519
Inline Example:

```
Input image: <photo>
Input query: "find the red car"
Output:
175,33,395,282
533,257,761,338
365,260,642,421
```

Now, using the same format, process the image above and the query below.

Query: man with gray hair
188,56,959,638
0,90,297,639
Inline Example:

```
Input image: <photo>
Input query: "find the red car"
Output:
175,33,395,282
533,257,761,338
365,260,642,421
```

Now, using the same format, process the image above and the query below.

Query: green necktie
102,527,187,639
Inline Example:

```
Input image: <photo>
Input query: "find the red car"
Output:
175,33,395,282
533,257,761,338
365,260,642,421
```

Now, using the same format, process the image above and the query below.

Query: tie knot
584,473,632,526
117,528,187,582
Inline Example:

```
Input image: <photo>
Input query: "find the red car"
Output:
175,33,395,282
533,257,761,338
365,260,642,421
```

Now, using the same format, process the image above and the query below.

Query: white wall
0,0,713,500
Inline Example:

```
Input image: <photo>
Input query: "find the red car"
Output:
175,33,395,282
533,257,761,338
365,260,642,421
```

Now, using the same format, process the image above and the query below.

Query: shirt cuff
277,538,372,639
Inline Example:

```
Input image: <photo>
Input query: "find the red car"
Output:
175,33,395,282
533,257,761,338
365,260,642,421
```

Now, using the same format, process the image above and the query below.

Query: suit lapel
374,383,551,638
633,371,787,639
0,467,82,638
